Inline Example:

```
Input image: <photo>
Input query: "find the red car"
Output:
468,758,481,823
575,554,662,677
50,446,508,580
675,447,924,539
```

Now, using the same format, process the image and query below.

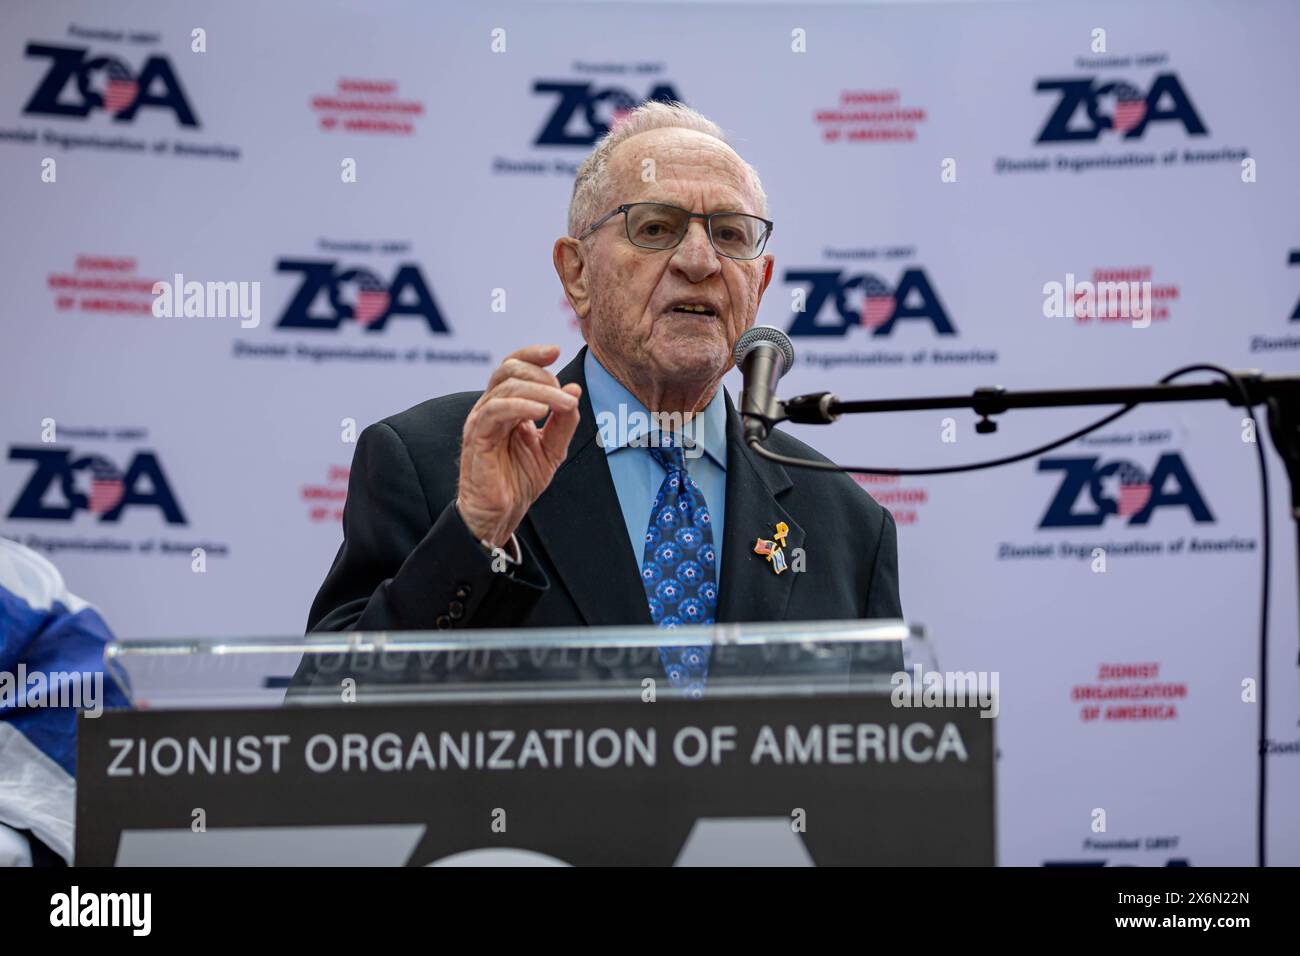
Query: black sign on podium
77,621,995,866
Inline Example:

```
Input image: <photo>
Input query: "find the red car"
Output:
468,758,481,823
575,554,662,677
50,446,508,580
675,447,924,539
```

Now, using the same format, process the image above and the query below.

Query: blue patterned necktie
639,435,718,699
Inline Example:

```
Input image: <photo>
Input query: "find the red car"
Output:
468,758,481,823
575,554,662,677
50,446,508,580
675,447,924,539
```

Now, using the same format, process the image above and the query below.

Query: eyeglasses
578,202,773,260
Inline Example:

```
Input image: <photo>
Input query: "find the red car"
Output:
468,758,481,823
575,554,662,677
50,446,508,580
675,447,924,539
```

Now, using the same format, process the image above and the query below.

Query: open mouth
669,304,718,317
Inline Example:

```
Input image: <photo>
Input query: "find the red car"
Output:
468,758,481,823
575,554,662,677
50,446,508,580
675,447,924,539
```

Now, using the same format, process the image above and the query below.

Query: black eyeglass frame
577,202,774,260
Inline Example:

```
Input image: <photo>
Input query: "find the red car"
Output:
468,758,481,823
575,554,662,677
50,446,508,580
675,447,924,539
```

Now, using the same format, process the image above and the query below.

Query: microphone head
733,325,795,376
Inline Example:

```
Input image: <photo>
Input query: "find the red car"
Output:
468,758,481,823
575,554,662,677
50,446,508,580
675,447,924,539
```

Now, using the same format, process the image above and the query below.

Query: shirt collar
584,348,728,470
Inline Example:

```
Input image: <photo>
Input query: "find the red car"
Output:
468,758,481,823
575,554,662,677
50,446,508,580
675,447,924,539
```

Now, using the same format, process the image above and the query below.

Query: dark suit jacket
306,349,901,633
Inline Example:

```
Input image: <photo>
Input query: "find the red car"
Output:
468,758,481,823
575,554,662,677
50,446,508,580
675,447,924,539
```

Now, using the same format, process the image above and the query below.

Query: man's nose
669,220,721,282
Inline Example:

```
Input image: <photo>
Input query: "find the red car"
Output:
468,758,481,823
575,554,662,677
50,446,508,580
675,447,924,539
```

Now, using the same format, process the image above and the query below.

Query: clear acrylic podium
76,620,995,866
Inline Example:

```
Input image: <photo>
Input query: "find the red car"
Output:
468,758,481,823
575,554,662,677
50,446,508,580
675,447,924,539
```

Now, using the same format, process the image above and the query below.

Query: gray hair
566,101,768,238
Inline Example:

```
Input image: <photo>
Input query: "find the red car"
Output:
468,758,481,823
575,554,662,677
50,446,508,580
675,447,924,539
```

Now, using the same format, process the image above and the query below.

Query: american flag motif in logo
1114,461,1152,517
102,62,138,114
1111,82,1147,134
859,275,896,328
352,272,390,326
87,458,125,515
600,90,639,131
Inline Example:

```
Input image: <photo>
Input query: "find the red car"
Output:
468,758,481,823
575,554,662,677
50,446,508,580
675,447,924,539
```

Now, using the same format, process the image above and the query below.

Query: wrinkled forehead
605,127,760,214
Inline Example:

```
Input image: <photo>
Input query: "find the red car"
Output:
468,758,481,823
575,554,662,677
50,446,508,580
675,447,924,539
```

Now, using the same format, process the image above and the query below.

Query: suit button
448,600,464,620
435,615,451,629
455,584,471,600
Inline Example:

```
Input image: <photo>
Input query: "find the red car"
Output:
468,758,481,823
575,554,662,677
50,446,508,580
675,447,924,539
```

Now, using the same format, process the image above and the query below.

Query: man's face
571,128,774,401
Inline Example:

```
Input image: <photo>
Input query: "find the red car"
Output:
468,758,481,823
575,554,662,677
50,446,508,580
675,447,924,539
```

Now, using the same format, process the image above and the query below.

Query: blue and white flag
0,537,128,864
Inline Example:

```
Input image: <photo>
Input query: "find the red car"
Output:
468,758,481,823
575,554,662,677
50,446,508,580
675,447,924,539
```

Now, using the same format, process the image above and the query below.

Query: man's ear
756,252,775,304
553,237,591,320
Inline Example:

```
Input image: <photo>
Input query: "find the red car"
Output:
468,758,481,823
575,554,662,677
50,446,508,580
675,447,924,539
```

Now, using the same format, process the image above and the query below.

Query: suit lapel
716,392,804,623
524,349,652,626
525,358,804,626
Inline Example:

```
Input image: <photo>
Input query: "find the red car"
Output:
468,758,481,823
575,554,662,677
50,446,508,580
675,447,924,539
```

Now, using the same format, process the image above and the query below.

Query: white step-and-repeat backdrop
3,0,1297,865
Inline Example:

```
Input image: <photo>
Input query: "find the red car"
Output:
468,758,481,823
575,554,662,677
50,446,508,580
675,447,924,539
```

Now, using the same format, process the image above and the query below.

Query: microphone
733,325,796,443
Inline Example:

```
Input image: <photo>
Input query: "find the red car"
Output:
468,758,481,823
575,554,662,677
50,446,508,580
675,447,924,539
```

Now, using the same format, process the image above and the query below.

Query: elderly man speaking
307,103,901,646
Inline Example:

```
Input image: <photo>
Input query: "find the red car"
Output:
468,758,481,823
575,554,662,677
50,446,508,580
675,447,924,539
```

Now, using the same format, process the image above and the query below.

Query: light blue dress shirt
584,349,728,573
